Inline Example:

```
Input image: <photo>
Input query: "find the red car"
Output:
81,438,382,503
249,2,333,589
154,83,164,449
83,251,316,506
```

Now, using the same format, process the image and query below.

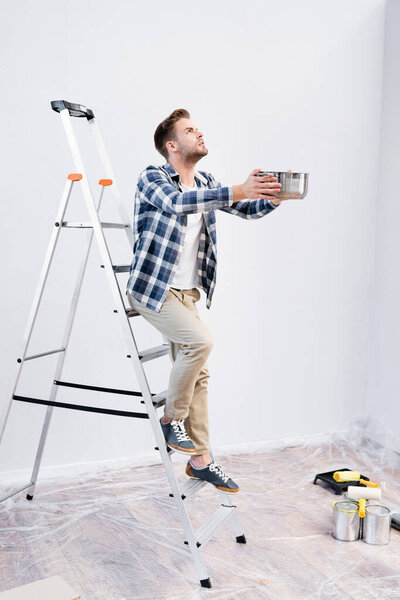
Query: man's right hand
233,169,282,204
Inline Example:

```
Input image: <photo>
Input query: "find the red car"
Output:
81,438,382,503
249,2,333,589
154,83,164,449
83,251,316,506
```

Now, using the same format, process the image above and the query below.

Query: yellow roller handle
359,479,378,488
359,498,366,518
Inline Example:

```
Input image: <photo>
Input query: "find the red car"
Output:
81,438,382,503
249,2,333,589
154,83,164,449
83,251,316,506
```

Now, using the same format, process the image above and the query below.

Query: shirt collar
163,161,207,185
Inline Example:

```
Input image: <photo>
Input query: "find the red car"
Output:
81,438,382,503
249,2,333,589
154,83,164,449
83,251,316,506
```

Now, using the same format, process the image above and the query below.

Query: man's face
167,118,208,163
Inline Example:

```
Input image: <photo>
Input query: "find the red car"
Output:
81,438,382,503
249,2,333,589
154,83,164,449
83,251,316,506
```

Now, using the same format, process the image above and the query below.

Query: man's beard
180,144,208,164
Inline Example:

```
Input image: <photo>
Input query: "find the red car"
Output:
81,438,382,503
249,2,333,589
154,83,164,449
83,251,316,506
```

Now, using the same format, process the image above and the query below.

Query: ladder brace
18,347,65,362
184,504,237,548
53,379,150,397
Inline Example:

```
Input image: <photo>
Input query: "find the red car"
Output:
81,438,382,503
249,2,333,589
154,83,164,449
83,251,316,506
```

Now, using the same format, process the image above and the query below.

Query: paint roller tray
313,468,370,495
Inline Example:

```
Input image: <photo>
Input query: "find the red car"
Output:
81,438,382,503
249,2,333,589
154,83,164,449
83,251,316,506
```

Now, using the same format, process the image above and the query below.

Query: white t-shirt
170,181,203,289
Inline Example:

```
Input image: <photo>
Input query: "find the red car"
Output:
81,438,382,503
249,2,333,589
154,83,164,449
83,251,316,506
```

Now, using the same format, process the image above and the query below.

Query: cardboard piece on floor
0,576,80,600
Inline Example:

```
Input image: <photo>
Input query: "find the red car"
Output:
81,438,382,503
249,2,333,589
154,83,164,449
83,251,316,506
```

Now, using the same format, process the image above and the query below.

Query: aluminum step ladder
0,100,246,589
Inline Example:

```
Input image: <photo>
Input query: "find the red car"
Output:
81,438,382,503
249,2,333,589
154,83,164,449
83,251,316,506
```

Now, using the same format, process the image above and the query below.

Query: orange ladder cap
68,173,83,181
99,179,113,187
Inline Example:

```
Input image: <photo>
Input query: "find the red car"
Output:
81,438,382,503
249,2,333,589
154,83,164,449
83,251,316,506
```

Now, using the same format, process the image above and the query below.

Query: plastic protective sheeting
1,414,400,599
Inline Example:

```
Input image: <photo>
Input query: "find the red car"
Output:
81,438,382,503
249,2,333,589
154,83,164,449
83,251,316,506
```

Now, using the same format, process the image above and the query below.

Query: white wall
366,0,400,442
0,0,387,478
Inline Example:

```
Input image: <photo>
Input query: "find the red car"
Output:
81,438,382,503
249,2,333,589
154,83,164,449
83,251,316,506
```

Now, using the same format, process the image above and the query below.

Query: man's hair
154,108,190,160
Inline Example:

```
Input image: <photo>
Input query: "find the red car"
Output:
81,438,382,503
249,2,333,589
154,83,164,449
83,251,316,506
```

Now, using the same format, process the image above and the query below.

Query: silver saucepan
257,171,309,200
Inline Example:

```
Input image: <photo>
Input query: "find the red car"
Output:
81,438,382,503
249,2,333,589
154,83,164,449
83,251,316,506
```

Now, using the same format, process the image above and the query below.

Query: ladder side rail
88,118,134,247
117,315,209,579
58,112,146,391
0,178,75,446
26,185,107,499
61,110,209,580
217,489,244,539
59,111,131,320
87,206,210,577
88,117,170,351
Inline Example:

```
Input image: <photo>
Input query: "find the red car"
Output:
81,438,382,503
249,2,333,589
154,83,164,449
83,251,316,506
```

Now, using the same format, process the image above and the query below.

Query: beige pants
126,287,213,455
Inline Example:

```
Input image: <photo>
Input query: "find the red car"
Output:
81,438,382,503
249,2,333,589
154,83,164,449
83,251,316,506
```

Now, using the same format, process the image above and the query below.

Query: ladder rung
62,221,129,229
102,265,130,273
141,389,167,409
126,307,140,318
170,478,208,500
138,343,170,363
13,395,149,419
18,347,65,362
185,505,236,548
151,389,167,408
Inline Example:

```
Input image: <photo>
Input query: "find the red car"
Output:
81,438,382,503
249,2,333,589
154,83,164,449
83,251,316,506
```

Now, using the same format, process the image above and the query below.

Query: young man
126,108,282,493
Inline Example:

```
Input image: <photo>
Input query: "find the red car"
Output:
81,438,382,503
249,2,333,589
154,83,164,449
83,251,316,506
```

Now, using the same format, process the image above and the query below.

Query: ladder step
100,264,130,273
170,478,208,500
113,265,130,273
180,478,208,500
17,347,65,363
185,505,236,548
151,389,167,408
100,264,131,273
62,221,129,229
138,343,170,363
141,389,167,409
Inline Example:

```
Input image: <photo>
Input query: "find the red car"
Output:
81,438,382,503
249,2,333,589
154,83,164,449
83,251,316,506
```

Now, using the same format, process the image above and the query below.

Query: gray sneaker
160,417,197,455
185,460,239,493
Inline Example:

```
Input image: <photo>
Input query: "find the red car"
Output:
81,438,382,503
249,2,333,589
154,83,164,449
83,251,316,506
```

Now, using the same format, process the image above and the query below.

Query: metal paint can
332,501,360,541
362,504,391,545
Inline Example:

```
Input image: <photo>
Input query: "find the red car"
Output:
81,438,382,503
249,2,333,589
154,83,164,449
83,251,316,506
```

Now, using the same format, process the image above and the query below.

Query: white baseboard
0,429,350,487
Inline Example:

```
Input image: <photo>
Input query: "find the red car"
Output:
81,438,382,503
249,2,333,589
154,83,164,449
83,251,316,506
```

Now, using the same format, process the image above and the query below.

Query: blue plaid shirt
126,161,279,312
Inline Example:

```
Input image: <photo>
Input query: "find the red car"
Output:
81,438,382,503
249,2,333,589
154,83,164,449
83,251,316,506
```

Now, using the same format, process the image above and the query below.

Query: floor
1,428,400,600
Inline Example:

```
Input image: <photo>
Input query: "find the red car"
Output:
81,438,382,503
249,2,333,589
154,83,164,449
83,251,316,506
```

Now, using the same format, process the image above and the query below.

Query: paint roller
333,470,379,488
347,485,382,518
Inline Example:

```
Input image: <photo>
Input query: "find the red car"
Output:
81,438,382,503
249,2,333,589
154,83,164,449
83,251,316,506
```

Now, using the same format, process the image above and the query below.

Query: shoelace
209,462,230,483
172,419,191,442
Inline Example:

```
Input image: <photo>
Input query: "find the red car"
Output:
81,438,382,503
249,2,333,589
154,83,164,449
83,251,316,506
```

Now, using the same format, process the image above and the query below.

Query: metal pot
257,171,309,200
